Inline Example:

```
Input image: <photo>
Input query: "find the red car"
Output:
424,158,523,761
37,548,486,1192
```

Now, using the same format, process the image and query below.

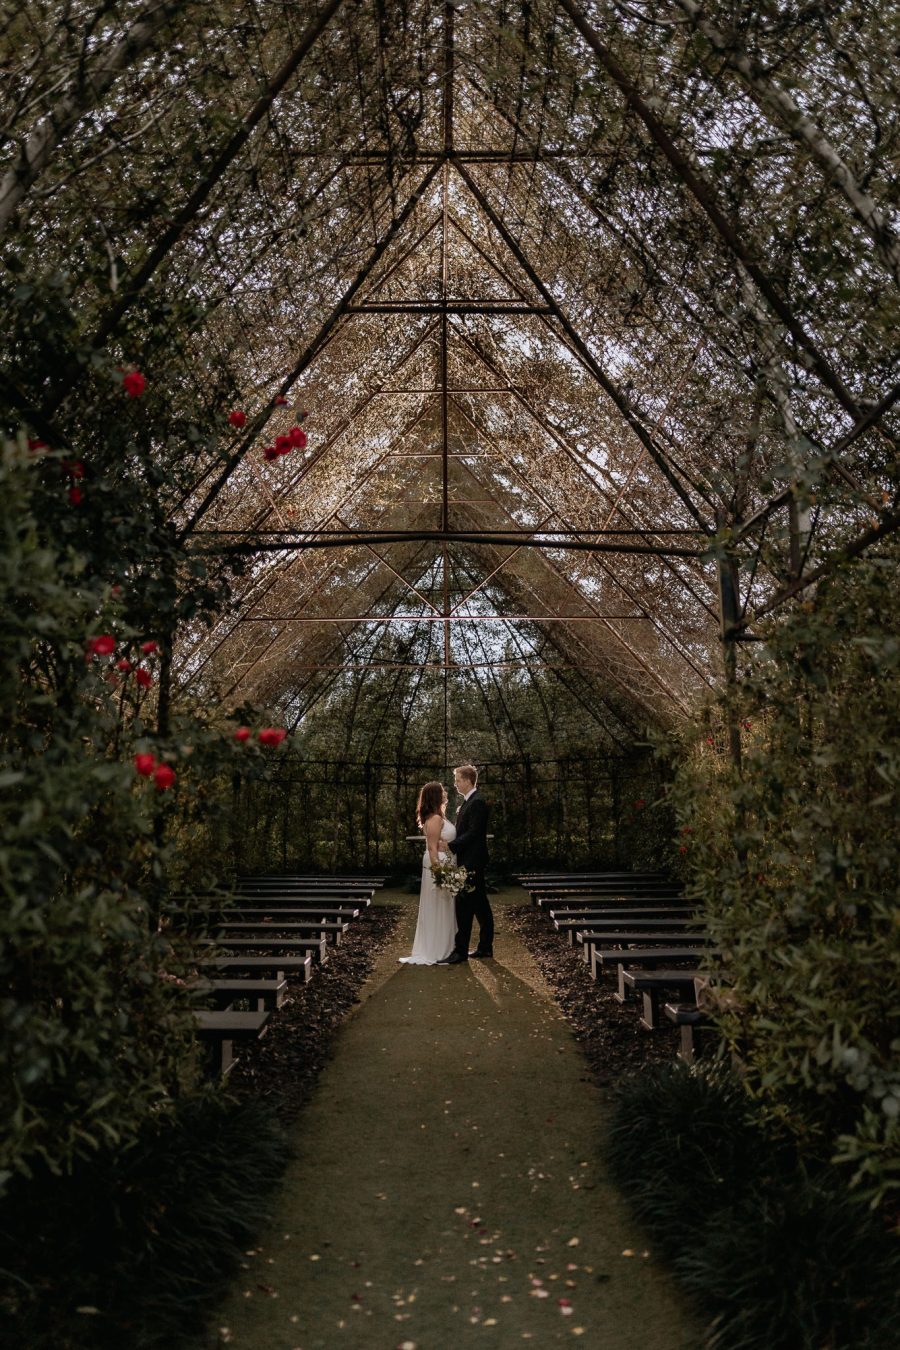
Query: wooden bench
576,930,701,965
193,1010,269,1075
201,934,328,964
589,944,715,982
552,908,695,942
216,919,350,946
235,882,376,895
664,1002,713,1063
231,894,370,908
535,890,684,909
210,904,360,920
618,969,703,1029
239,874,386,886
191,978,288,1011
203,953,314,983
575,919,695,960
518,872,668,884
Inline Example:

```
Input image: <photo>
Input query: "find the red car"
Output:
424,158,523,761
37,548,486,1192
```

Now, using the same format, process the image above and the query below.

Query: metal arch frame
150,1,900,735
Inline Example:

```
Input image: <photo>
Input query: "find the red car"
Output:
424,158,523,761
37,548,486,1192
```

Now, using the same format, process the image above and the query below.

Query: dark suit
448,789,493,955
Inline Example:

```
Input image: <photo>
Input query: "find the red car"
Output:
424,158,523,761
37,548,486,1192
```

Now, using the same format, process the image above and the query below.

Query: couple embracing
400,764,493,966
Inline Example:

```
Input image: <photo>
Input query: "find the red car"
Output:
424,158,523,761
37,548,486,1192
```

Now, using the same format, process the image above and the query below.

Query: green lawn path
211,888,701,1349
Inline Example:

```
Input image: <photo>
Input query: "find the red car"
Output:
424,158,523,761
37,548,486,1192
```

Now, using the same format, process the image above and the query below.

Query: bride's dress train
399,818,457,965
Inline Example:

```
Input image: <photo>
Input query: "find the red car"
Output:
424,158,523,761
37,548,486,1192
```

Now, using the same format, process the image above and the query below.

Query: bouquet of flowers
430,859,472,894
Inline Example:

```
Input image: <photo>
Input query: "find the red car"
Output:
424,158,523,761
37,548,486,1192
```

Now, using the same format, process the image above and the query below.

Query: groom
443,764,493,963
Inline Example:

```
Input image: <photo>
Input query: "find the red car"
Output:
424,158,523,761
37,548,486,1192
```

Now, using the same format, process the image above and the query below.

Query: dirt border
504,902,680,1084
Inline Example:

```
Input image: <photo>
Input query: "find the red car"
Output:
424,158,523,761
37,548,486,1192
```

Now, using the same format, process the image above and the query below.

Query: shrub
0,440,198,1191
608,1062,900,1350
0,1092,288,1349
664,545,900,1208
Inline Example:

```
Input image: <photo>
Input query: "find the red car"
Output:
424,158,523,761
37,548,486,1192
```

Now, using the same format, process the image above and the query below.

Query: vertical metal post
440,0,454,775
787,492,811,580
715,512,743,771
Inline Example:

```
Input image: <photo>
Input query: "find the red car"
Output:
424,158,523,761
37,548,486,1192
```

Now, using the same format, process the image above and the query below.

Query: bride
399,781,457,965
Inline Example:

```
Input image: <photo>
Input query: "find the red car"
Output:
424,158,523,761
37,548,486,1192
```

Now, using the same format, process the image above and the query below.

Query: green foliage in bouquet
430,859,472,892
663,545,900,1209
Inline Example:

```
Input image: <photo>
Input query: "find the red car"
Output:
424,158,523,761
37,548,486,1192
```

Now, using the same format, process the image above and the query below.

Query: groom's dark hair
456,764,478,787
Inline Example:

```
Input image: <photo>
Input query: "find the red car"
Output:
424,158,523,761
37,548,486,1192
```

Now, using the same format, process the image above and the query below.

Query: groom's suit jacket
451,790,489,871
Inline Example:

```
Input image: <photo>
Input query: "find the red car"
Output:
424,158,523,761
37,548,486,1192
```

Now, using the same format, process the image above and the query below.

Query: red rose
116,658,132,673
141,640,159,654
263,445,279,462
228,409,247,428
27,437,49,452
274,434,293,456
88,635,116,657
288,426,307,449
632,798,645,810
274,394,288,406
154,763,176,790
122,370,146,398
705,736,715,745
679,845,688,854
61,459,85,479
742,719,752,730
135,667,152,689
68,486,84,506
681,825,693,835
134,753,156,777
258,727,287,747
234,726,251,742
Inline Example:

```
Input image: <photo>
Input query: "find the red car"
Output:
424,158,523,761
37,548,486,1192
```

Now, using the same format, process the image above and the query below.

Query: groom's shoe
442,950,468,964
469,949,494,959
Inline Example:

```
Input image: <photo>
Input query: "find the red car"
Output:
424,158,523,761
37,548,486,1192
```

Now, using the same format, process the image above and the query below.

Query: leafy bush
0,1092,288,1349
608,1062,900,1349
0,436,286,1193
665,546,900,1208
0,440,198,1191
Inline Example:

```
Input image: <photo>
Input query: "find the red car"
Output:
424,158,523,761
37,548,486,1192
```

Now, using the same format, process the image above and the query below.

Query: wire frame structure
2,0,898,756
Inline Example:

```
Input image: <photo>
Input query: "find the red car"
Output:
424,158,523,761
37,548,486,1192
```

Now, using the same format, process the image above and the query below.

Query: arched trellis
3,0,898,756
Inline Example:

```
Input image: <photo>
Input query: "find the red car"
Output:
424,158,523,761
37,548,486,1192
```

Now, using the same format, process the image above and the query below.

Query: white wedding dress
399,818,457,965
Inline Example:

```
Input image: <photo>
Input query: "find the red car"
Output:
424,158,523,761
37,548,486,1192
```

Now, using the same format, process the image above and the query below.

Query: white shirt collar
462,787,476,801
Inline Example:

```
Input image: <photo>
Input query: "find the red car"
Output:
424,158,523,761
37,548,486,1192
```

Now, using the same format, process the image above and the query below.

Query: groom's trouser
454,869,494,955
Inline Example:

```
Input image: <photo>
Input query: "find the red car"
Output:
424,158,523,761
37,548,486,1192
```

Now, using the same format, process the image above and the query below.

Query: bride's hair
416,781,445,828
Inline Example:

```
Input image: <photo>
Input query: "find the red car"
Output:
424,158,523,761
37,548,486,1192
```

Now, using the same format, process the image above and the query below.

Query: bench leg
678,1024,695,1064
640,989,661,1030
221,1038,234,1074
582,943,590,964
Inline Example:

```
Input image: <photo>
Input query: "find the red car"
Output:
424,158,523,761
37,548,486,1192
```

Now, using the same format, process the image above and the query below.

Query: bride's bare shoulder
423,813,442,839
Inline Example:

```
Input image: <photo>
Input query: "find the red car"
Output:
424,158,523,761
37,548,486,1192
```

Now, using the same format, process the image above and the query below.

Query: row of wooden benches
174,874,388,1073
516,870,712,1060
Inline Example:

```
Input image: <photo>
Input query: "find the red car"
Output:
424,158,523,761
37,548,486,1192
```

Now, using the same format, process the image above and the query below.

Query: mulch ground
505,903,680,1084
227,904,400,1122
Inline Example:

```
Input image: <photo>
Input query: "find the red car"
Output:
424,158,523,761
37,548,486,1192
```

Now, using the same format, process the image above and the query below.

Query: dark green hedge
0,1093,288,1350
607,1061,900,1350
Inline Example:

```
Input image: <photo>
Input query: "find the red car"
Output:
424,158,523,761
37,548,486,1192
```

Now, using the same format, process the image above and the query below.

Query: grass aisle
210,889,700,1349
